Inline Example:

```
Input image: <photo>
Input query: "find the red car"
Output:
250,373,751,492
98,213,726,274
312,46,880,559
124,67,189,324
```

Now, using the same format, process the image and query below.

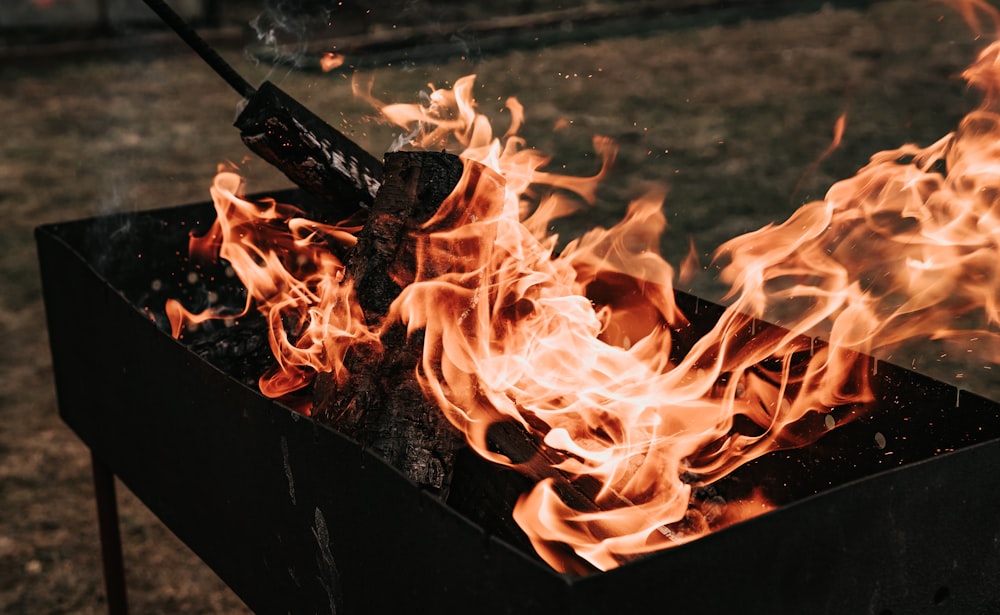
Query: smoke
249,0,327,61
248,0,367,68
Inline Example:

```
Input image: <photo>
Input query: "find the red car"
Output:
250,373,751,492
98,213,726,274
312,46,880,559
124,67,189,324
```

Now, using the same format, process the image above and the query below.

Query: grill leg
91,452,129,615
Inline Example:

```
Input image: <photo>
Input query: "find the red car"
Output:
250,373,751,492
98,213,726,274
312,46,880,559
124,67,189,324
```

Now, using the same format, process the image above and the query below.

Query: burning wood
140,0,458,491
152,0,1000,577
312,151,468,495
235,82,383,215
343,151,466,319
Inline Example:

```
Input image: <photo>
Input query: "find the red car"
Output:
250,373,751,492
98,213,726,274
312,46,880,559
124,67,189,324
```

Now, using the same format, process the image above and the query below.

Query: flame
168,1,1000,574
166,167,377,403
358,75,875,572
716,10,1000,364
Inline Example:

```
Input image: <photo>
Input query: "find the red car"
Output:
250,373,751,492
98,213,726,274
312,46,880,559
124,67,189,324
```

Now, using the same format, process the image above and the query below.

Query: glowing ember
168,1,1000,573
320,52,345,73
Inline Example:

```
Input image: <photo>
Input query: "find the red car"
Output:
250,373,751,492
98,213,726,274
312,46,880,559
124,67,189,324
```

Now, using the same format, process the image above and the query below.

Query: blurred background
0,0,990,611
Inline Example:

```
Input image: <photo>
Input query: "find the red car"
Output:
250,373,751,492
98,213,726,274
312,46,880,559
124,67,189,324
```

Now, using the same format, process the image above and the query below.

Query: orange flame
717,19,1000,365
320,52,345,73
356,75,877,572
169,2,1000,573
166,168,376,403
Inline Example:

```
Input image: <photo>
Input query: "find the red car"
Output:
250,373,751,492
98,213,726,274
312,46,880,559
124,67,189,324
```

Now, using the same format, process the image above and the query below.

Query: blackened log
315,324,463,494
345,150,465,319
312,151,466,495
235,81,384,217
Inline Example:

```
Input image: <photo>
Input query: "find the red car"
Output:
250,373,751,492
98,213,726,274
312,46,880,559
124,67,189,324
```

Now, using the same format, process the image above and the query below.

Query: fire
165,169,378,400
168,2,1000,573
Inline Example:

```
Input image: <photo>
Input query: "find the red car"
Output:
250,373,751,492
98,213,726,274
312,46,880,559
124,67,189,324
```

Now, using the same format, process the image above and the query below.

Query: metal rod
91,452,130,615
139,0,256,99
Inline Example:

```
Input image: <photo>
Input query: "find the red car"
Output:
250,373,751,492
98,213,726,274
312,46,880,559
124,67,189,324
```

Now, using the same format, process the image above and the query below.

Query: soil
1,1,993,612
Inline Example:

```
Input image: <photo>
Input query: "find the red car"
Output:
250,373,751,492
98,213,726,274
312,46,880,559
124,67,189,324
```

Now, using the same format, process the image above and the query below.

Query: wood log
345,150,466,319
169,152,464,494
311,151,467,496
316,152,626,562
235,81,384,217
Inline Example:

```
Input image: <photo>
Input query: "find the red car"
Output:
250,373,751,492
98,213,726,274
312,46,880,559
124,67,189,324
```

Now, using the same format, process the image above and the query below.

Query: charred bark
235,81,384,218
315,324,463,494
312,151,467,496
345,150,465,319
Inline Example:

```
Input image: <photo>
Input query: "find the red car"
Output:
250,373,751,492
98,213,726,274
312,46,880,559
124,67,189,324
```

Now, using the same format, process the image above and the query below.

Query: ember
161,0,1000,574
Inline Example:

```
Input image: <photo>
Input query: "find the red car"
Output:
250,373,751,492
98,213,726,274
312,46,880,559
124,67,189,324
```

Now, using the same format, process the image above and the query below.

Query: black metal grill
36,191,1000,614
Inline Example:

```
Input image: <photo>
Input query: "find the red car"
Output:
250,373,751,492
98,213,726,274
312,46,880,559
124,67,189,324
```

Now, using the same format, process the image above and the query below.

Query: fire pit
36,188,1000,613
32,0,1000,611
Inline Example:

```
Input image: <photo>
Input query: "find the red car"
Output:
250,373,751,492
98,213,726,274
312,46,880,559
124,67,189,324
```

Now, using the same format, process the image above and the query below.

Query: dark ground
1,0,995,612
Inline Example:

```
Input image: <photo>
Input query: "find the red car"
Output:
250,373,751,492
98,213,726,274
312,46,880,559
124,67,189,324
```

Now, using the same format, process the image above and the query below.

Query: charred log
345,150,465,320
312,151,466,496
235,81,384,218
314,324,463,494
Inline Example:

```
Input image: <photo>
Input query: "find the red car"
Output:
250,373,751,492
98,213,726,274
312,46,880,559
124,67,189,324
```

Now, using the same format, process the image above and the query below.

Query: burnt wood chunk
315,324,463,494
312,151,466,495
345,150,465,319
235,81,384,216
